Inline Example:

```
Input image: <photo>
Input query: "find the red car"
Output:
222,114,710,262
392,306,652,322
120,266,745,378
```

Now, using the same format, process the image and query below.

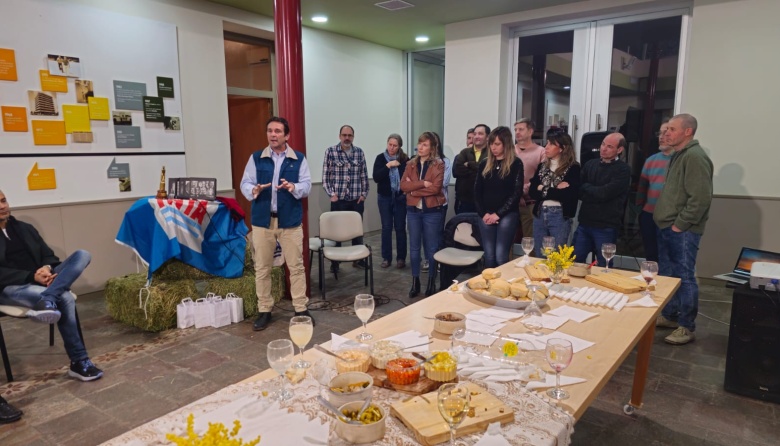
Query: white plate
463,284,548,309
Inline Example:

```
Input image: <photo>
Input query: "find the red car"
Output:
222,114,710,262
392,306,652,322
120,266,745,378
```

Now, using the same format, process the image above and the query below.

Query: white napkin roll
614,295,630,311
606,293,623,309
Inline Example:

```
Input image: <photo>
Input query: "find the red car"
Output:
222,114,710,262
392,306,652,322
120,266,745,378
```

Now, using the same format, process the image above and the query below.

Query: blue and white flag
116,197,248,279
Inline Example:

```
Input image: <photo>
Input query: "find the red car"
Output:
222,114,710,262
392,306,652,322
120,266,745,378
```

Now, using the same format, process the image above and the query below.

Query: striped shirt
636,151,672,213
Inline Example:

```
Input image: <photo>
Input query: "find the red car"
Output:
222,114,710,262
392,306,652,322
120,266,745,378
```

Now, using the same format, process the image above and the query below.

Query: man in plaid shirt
322,125,369,273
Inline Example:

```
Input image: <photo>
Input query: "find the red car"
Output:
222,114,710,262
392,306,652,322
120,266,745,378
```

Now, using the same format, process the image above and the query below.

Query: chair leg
0,323,13,382
75,308,86,347
368,246,374,295
439,264,448,291
320,250,327,300
49,323,54,346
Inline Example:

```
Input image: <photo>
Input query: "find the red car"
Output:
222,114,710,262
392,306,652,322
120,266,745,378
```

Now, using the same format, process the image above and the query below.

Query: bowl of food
327,371,373,407
334,401,386,444
385,356,421,385
335,345,371,374
568,262,592,278
433,312,466,335
422,351,458,382
370,340,404,369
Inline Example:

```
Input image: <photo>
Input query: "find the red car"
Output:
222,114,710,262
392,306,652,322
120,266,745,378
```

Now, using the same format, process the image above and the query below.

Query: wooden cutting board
390,382,514,445
586,272,647,293
366,365,456,395
524,264,571,282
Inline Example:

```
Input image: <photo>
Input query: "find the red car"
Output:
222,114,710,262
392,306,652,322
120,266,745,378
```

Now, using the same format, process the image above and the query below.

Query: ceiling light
415,36,429,43
563,86,571,90
312,16,328,23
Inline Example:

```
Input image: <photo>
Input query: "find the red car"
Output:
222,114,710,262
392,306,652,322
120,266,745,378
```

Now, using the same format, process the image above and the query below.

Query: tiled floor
0,232,777,445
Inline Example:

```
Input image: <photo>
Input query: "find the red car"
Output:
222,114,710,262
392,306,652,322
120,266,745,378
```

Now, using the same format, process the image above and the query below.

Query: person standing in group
453,124,490,214
372,133,408,269
529,129,581,252
514,118,546,251
322,125,369,274
401,132,445,298
466,128,475,147
636,121,673,262
421,132,451,273
572,132,631,267
474,126,524,268
654,113,713,346
240,116,313,331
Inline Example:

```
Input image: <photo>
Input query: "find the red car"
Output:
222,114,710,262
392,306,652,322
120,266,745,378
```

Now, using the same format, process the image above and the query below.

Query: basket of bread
464,268,548,309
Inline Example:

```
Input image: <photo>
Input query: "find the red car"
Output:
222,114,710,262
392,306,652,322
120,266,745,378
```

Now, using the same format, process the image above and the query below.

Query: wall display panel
0,0,185,206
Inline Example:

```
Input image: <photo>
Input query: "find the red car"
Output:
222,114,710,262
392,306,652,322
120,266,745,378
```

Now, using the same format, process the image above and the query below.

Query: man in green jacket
653,113,713,345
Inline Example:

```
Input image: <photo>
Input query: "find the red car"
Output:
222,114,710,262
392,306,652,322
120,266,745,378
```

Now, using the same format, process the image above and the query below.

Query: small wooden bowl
568,263,592,278
433,312,466,335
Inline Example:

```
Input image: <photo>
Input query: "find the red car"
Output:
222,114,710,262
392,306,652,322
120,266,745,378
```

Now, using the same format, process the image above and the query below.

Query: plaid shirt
322,143,369,200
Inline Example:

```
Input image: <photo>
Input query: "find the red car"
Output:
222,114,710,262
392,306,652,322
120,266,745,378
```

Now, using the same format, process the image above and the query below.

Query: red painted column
274,0,311,297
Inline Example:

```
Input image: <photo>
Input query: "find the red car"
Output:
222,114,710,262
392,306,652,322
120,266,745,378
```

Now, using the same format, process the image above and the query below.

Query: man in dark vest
240,117,313,331
0,190,103,381
453,123,490,214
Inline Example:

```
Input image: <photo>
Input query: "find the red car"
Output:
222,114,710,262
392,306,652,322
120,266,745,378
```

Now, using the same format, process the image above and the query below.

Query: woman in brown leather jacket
400,132,445,297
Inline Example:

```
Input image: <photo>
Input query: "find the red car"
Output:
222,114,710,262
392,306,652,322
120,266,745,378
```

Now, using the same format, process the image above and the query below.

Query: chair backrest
319,211,364,243
453,222,481,248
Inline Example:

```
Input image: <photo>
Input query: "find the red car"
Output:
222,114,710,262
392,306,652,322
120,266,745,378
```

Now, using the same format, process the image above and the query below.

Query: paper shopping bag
212,296,232,328
176,297,195,329
225,293,244,323
194,298,215,328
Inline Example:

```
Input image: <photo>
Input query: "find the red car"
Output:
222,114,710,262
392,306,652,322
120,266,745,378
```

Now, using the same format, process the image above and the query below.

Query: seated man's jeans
0,250,91,362
572,225,618,267
658,227,701,331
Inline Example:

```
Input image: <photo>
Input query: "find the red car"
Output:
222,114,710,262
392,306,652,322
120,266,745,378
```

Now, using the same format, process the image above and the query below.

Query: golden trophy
156,166,168,199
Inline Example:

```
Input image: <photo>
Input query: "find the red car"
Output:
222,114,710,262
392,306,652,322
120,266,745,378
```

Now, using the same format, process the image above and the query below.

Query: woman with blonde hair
529,129,581,252
401,132,445,297
473,126,524,268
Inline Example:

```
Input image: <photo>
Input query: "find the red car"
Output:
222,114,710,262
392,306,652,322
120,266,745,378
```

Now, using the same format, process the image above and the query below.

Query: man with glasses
322,125,369,273
572,132,631,267
654,113,713,345
636,121,674,262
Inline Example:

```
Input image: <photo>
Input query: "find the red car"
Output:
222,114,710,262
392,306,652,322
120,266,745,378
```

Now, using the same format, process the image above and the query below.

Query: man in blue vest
240,117,313,331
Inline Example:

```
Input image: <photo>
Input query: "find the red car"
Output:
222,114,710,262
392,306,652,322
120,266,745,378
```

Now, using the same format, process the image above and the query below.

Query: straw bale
105,273,197,332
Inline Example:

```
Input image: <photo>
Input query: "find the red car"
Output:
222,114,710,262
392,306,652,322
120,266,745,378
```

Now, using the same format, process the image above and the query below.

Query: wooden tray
390,382,514,445
585,272,647,293
524,264,570,283
366,365,456,395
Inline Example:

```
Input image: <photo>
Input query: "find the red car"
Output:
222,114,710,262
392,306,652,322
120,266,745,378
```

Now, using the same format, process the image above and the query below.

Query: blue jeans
572,225,618,267
658,227,701,331
377,193,407,262
478,212,519,268
639,210,660,262
0,250,91,362
532,206,573,257
407,207,442,277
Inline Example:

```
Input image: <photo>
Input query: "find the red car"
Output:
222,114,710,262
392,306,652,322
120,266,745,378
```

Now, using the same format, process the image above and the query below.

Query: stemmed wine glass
354,294,375,342
523,283,544,335
437,382,471,445
521,237,534,263
267,339,295,401
289,315,313,369
542,236,556,257
545,338,574,400
601,243,617,273
640,261,659,297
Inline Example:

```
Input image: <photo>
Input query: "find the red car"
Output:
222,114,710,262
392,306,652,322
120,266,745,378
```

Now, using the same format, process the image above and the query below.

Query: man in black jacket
453,124,490,214
572,133,631,267
0,190,103,381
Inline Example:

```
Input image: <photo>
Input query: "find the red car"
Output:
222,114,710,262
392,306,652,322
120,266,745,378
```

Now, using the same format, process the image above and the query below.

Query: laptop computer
713,247,780,284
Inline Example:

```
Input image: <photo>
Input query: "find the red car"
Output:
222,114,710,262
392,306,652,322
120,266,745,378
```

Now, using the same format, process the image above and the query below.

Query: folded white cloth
471,307,524,320
474,422,513,446
526,374,586,390
467,313,510,326
330,333,368,350
547,305,599,323
514,257,531,267
520,314,569,330
508,332,595,353
614,295,630,311
625,296,659,308
466,319,506,334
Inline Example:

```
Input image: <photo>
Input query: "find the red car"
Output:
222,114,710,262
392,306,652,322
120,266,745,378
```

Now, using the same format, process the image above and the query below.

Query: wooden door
228,96,272,228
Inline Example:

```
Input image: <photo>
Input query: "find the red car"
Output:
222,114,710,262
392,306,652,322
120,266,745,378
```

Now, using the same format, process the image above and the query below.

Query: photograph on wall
1,106,29,132
0,48,18,81
28,90,58,116
142,96,164,122
163,116,180,130
39,70,68,92
75,79,94,103
112,111,132,126
157,76,174,98
47,54,82,78
119,177,132,192
113,80,147,111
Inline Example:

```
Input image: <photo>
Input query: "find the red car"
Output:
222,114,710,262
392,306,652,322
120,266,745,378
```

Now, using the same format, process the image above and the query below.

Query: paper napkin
625,296,659,308
382,330,431,352
520,314,569,330
508,332,595,353
474,423,513,446
547,305,599,323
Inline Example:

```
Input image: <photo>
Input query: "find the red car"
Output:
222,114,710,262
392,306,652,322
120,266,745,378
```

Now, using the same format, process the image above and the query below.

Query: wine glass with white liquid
521,237,534,263
289,315,313,369
354,294,375,342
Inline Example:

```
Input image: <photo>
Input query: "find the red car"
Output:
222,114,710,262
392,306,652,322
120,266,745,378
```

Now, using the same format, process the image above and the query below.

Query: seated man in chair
0,190,103,381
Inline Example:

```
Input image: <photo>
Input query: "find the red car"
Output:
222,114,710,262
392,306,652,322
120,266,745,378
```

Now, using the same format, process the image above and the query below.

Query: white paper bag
212,296,232,328
194,298,215,328
225,293,244,323
176,297,195,329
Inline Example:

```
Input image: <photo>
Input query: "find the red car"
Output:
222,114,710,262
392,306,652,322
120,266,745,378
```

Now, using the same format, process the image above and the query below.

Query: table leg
626,324,655,414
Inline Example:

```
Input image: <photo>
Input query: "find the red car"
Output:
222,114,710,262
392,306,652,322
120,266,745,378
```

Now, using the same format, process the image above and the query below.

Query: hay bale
244,238,254,273
153,259,216,281
105,273,197,332
204,267,285,317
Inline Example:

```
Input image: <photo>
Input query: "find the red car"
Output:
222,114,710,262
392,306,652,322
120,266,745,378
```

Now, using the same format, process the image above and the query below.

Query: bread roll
481,268,502,280
488,278,511,298
510,282,528,298
529,282,549,297
467,276,489,290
